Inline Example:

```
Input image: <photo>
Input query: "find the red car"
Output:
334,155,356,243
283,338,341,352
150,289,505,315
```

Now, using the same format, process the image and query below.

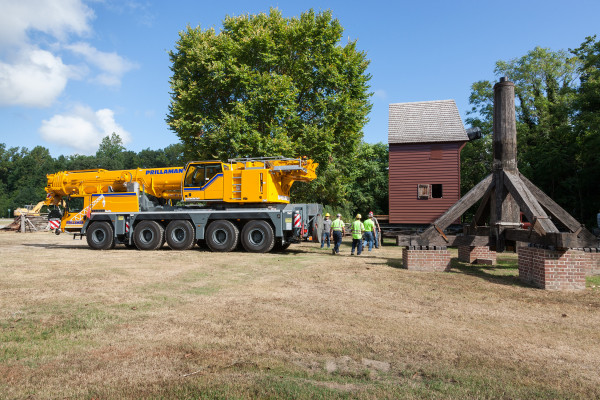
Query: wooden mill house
388,99,470,225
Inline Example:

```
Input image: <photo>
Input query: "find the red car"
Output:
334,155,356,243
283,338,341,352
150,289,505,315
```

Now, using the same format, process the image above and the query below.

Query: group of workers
320,212,381,255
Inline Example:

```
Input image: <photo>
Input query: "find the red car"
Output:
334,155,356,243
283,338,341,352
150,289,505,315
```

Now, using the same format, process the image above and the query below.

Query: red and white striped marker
293,212,301,228
125,221,130,233
49,219,60,230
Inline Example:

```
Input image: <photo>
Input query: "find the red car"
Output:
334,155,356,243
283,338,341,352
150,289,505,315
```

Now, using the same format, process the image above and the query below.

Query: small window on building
417,184,430,199
431,184,443,198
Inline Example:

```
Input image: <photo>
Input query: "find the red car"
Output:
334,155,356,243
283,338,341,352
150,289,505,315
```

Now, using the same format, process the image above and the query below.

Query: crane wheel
241,220,275,253
166,220,195,250
86,222,115,250
205,220,239,252
133,220,165,250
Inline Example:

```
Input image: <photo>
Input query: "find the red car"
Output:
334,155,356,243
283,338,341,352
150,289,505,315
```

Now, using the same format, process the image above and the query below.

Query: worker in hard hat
330,213,345,255
368,211,381,249
321,212,332,249
350,214,365,255
363,213,376,252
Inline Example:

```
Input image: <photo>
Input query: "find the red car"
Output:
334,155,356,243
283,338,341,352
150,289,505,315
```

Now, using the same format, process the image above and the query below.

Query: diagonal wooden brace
503,171,558,235
470,178,495,229
519,173,598,242
421,174,493,242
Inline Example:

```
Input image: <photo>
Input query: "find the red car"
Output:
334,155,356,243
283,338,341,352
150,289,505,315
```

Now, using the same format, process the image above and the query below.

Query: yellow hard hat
324,213,330,217
356,214,361,219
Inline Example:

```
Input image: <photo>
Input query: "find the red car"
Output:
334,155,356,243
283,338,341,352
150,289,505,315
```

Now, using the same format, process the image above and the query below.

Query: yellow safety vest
351,220,364,239
331,218,344,231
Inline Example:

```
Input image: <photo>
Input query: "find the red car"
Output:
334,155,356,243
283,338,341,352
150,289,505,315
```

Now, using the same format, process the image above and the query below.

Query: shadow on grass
378,253,532,288
23,243,86,250
447,258,531,288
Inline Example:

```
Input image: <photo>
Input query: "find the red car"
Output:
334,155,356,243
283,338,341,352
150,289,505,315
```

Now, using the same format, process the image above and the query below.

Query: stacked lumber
1,214,49,232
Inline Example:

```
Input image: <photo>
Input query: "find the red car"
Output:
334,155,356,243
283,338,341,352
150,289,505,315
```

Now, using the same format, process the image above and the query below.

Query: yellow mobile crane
44,157,321,253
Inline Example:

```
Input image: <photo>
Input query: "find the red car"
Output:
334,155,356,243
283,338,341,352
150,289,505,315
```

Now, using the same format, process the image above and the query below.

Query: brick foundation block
402,246,451,272
458,245,497,265
517,247,589,290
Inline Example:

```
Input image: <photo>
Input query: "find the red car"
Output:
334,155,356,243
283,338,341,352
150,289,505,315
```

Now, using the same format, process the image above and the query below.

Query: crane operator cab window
183,163,224,201
184,164,223,188
66,196,84,213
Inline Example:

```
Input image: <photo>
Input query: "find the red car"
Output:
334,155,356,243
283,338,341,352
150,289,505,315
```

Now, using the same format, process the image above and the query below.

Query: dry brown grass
1,231,599,399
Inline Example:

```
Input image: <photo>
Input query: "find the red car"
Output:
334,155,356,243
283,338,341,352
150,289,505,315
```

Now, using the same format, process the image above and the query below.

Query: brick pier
517,247,600,290
402,246,451,272
458,245,497,265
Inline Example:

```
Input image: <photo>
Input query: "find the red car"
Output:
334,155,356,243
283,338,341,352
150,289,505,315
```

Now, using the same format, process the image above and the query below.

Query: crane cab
182,162,225,202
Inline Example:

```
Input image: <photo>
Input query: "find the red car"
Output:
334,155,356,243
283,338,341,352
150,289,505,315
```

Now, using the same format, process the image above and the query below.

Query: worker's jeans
332,231,343,254
374,230,379,248
321,231,330,248
363,231,374,251
351,238,363,255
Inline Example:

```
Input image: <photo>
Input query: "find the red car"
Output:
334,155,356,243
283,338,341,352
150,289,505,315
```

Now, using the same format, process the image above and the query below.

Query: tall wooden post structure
491,78,520,252
401,77,597,252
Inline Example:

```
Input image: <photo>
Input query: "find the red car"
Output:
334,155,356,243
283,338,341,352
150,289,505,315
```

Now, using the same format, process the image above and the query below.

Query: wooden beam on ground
503,171,558,235
519,173,598,242
420,174,494,242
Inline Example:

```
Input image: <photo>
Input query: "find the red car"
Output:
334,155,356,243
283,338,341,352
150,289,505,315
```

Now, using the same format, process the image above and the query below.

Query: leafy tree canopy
167,8,372,205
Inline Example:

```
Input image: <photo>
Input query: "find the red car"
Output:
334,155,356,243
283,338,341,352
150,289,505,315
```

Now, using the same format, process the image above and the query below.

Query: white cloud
39,105,132,154
0,0,136,107
0,47,74,107
0,0,93,47
66,42,139,87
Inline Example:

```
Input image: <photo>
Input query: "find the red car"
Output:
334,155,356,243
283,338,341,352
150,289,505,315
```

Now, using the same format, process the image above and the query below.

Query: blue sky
0,0,599,157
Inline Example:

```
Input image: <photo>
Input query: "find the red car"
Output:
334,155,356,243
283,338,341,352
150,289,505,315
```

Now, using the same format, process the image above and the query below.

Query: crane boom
45,157,318,206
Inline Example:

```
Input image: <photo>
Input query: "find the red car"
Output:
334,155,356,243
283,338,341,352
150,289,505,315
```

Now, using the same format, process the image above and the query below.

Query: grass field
1,231,599,399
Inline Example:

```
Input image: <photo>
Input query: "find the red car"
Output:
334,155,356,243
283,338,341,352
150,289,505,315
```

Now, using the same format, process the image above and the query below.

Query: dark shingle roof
388,100,468,144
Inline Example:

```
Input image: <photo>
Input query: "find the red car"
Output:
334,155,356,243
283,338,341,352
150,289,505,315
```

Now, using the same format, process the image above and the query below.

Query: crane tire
241,220,275,253
133,220,165,250
86,221,115,250
205,220,239,252
166,220,195,250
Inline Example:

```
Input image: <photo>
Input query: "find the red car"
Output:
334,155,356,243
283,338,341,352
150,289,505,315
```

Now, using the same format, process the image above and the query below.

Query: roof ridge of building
388,99,455,106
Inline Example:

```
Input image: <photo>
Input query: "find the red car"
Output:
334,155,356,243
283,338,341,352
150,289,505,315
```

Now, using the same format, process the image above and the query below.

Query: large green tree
571,36,600,227
167,8,372,205
96,133,126,170
346,142,389,216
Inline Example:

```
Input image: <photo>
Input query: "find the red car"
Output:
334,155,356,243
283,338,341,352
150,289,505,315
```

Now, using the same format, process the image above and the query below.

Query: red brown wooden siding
389,142,465,224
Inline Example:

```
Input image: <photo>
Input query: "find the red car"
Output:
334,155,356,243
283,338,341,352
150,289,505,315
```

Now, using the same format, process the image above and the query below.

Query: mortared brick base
517,247,599,290
458,245,497,265
402,246,451,272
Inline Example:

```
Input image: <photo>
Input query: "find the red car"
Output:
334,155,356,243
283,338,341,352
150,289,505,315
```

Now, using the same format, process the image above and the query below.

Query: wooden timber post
491,77,520,252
